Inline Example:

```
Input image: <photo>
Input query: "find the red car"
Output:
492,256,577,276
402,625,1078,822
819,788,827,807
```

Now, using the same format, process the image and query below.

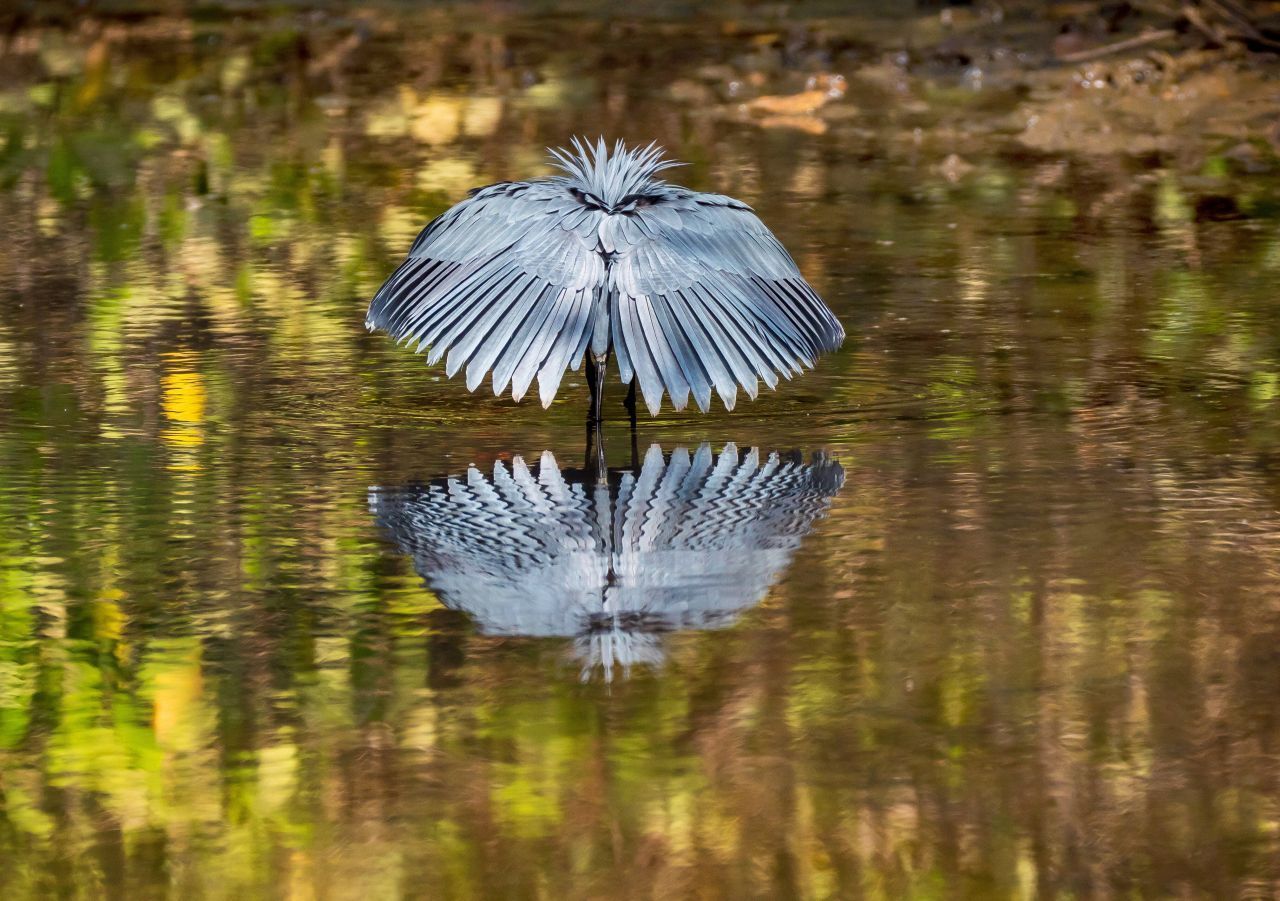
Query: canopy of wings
366,163,844,416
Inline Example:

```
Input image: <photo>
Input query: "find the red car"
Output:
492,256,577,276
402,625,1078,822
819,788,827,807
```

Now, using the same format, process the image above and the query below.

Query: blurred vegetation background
1,1,1280,898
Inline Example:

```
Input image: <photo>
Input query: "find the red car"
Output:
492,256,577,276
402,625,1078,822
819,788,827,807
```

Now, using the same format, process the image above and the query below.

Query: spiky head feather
547,136,682,207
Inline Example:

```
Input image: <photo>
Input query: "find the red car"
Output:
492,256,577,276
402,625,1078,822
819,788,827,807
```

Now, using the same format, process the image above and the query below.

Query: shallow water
3,6,1280,899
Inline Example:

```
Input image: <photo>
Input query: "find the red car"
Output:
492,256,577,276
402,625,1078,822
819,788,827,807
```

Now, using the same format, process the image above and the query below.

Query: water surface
3,6,1280,898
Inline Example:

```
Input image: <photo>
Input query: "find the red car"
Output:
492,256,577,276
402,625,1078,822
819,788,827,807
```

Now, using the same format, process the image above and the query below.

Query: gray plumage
369,444,844,679
366,137,845,416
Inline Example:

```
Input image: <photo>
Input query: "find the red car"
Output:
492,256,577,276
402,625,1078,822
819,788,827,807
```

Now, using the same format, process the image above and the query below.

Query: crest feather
547,136,682,204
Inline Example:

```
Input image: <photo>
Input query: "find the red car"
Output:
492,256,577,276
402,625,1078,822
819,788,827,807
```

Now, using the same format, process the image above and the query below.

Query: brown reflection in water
1,5,1280,900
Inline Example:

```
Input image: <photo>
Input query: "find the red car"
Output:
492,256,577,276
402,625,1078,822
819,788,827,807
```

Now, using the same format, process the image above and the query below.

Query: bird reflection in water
370,440,843,681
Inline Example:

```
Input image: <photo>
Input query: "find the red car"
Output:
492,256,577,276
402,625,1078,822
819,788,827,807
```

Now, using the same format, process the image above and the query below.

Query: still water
3,5,1280,899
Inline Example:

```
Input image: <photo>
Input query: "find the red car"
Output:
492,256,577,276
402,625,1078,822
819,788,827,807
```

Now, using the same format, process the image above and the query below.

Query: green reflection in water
2,4,1280,899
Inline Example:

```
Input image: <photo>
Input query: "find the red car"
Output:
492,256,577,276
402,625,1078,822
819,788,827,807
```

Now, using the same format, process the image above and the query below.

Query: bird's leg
623,379,637,424
587,353,608,424
623,378,640,471
584,417,607,485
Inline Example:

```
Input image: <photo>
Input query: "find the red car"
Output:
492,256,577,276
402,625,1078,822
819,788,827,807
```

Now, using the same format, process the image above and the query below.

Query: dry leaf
747,90,830,116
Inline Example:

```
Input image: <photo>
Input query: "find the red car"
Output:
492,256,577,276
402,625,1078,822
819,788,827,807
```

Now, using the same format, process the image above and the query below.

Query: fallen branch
1058,27,1179,63
1059,0,1280,63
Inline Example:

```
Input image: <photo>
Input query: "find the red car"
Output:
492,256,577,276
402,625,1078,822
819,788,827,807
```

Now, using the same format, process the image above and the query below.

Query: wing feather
512,287,576,403
459,275,545,391
668,289,738,408
610,190,843,414
397,256,496,350
685,281,767,393
402,267,485,348
489,283,555,396
619,294,665,415
609,289,634,386
635,297,690,414
428,262,521,366
683,282,760,406
537,288,593,408
385,260,466,337
366,182,601,404
650,295,713,413
718,273,810,371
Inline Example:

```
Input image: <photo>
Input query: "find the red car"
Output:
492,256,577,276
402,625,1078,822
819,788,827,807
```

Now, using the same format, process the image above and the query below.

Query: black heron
366,137,845,423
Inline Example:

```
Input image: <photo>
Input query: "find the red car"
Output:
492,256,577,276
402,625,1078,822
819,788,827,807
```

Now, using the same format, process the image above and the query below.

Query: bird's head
547,136,683,212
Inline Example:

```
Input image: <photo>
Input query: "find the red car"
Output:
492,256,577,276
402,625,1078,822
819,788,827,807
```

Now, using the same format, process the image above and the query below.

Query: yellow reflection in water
162,358,206,470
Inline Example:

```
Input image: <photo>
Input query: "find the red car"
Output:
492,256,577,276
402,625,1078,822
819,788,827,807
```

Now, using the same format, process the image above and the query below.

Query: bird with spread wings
366,137,844,421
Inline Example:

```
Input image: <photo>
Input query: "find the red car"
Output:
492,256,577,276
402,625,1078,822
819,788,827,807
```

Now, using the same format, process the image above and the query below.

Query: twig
1182,3,1228,45
1201,0,1280,53
1202,0,1261,37
1058,27,1179,63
